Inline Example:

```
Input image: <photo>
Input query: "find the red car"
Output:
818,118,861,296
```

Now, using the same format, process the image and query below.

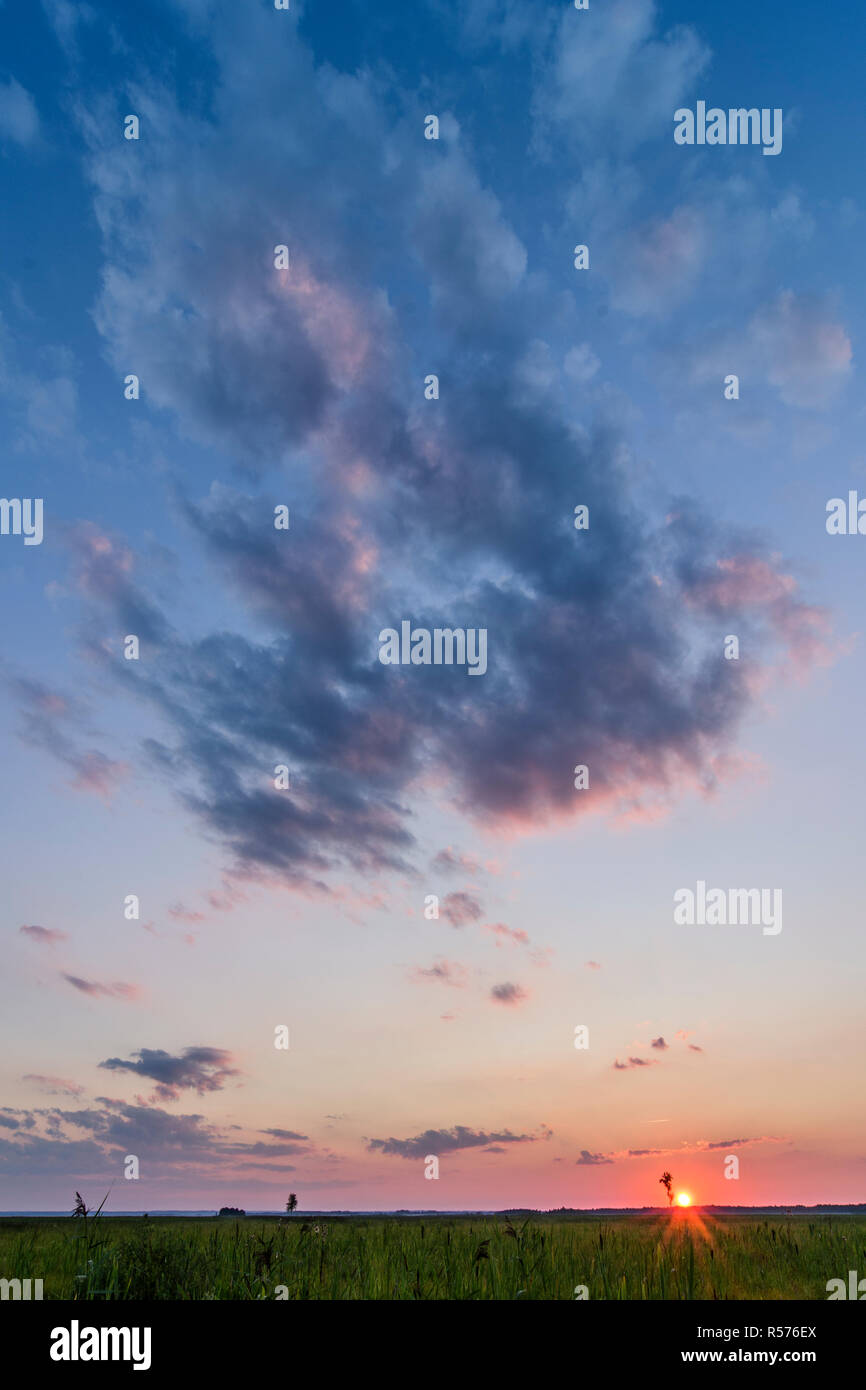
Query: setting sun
676,1193,691,1207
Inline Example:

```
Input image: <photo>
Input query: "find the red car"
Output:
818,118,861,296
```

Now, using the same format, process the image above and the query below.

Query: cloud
98,1046,240,1099
749,291,853,408
692,290,853,410
563,343,601,384
441,892,484,928
613,1056,658,1070
19,925,69,946
483,922,530,947
0,1098,314,1179
367,1125,537,1160
167,903,206,924
585,960,601,970
0,315,79,450
688,1044,704,1053
617,1136,785,1159
21,1075,85,1098
40,0,97,60
0,77,39,146
490,981,530,1007
10,674,129,801
408,958,468,987
680,550,834,676
62,975,140,1001
431,848,482,877
34,0,830,896
609,205,706,317
650,1036,669,1051
534,0,709,156
576,1149,614,1166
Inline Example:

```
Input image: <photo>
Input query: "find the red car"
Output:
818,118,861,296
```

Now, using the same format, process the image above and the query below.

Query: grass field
1,1211,862,1300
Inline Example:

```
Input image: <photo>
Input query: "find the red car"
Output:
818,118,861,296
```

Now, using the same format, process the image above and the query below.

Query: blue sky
0,0,864,1210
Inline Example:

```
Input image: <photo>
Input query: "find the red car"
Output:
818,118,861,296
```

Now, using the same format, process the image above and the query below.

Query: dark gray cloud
98,1046,240,1099
367,1125,537,1160
490,982,529,1007
62,975,140,1001
576,1149,613,1166
409,958,468,987
441,892,484,928
0,1098,314,1179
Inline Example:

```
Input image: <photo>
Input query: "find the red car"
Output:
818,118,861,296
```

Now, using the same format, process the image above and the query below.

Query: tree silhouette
286,1193,298,1215
659,1171,674,1206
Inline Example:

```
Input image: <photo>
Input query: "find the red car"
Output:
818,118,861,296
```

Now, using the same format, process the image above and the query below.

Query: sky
0,0,864,1212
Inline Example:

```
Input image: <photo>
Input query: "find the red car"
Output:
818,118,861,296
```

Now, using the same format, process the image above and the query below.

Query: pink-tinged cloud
277,259,373,389
611,205,706,316
68,749,130,799
613,1056,659,1070
750,289,853,408
483,922,530,947
585,960,601,970
205,880,248,913
490,981,530,1007
68,522,134,598
167,903,206,924
432,848,489,877
19,925,68,946
22,1074,84,1097
684,555,835,677
530,947,554,967
408,958,468,988
61,974,141,1001
691,556,797,610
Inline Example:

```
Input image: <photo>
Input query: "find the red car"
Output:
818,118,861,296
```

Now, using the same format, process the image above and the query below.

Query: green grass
1,1212,862,1300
